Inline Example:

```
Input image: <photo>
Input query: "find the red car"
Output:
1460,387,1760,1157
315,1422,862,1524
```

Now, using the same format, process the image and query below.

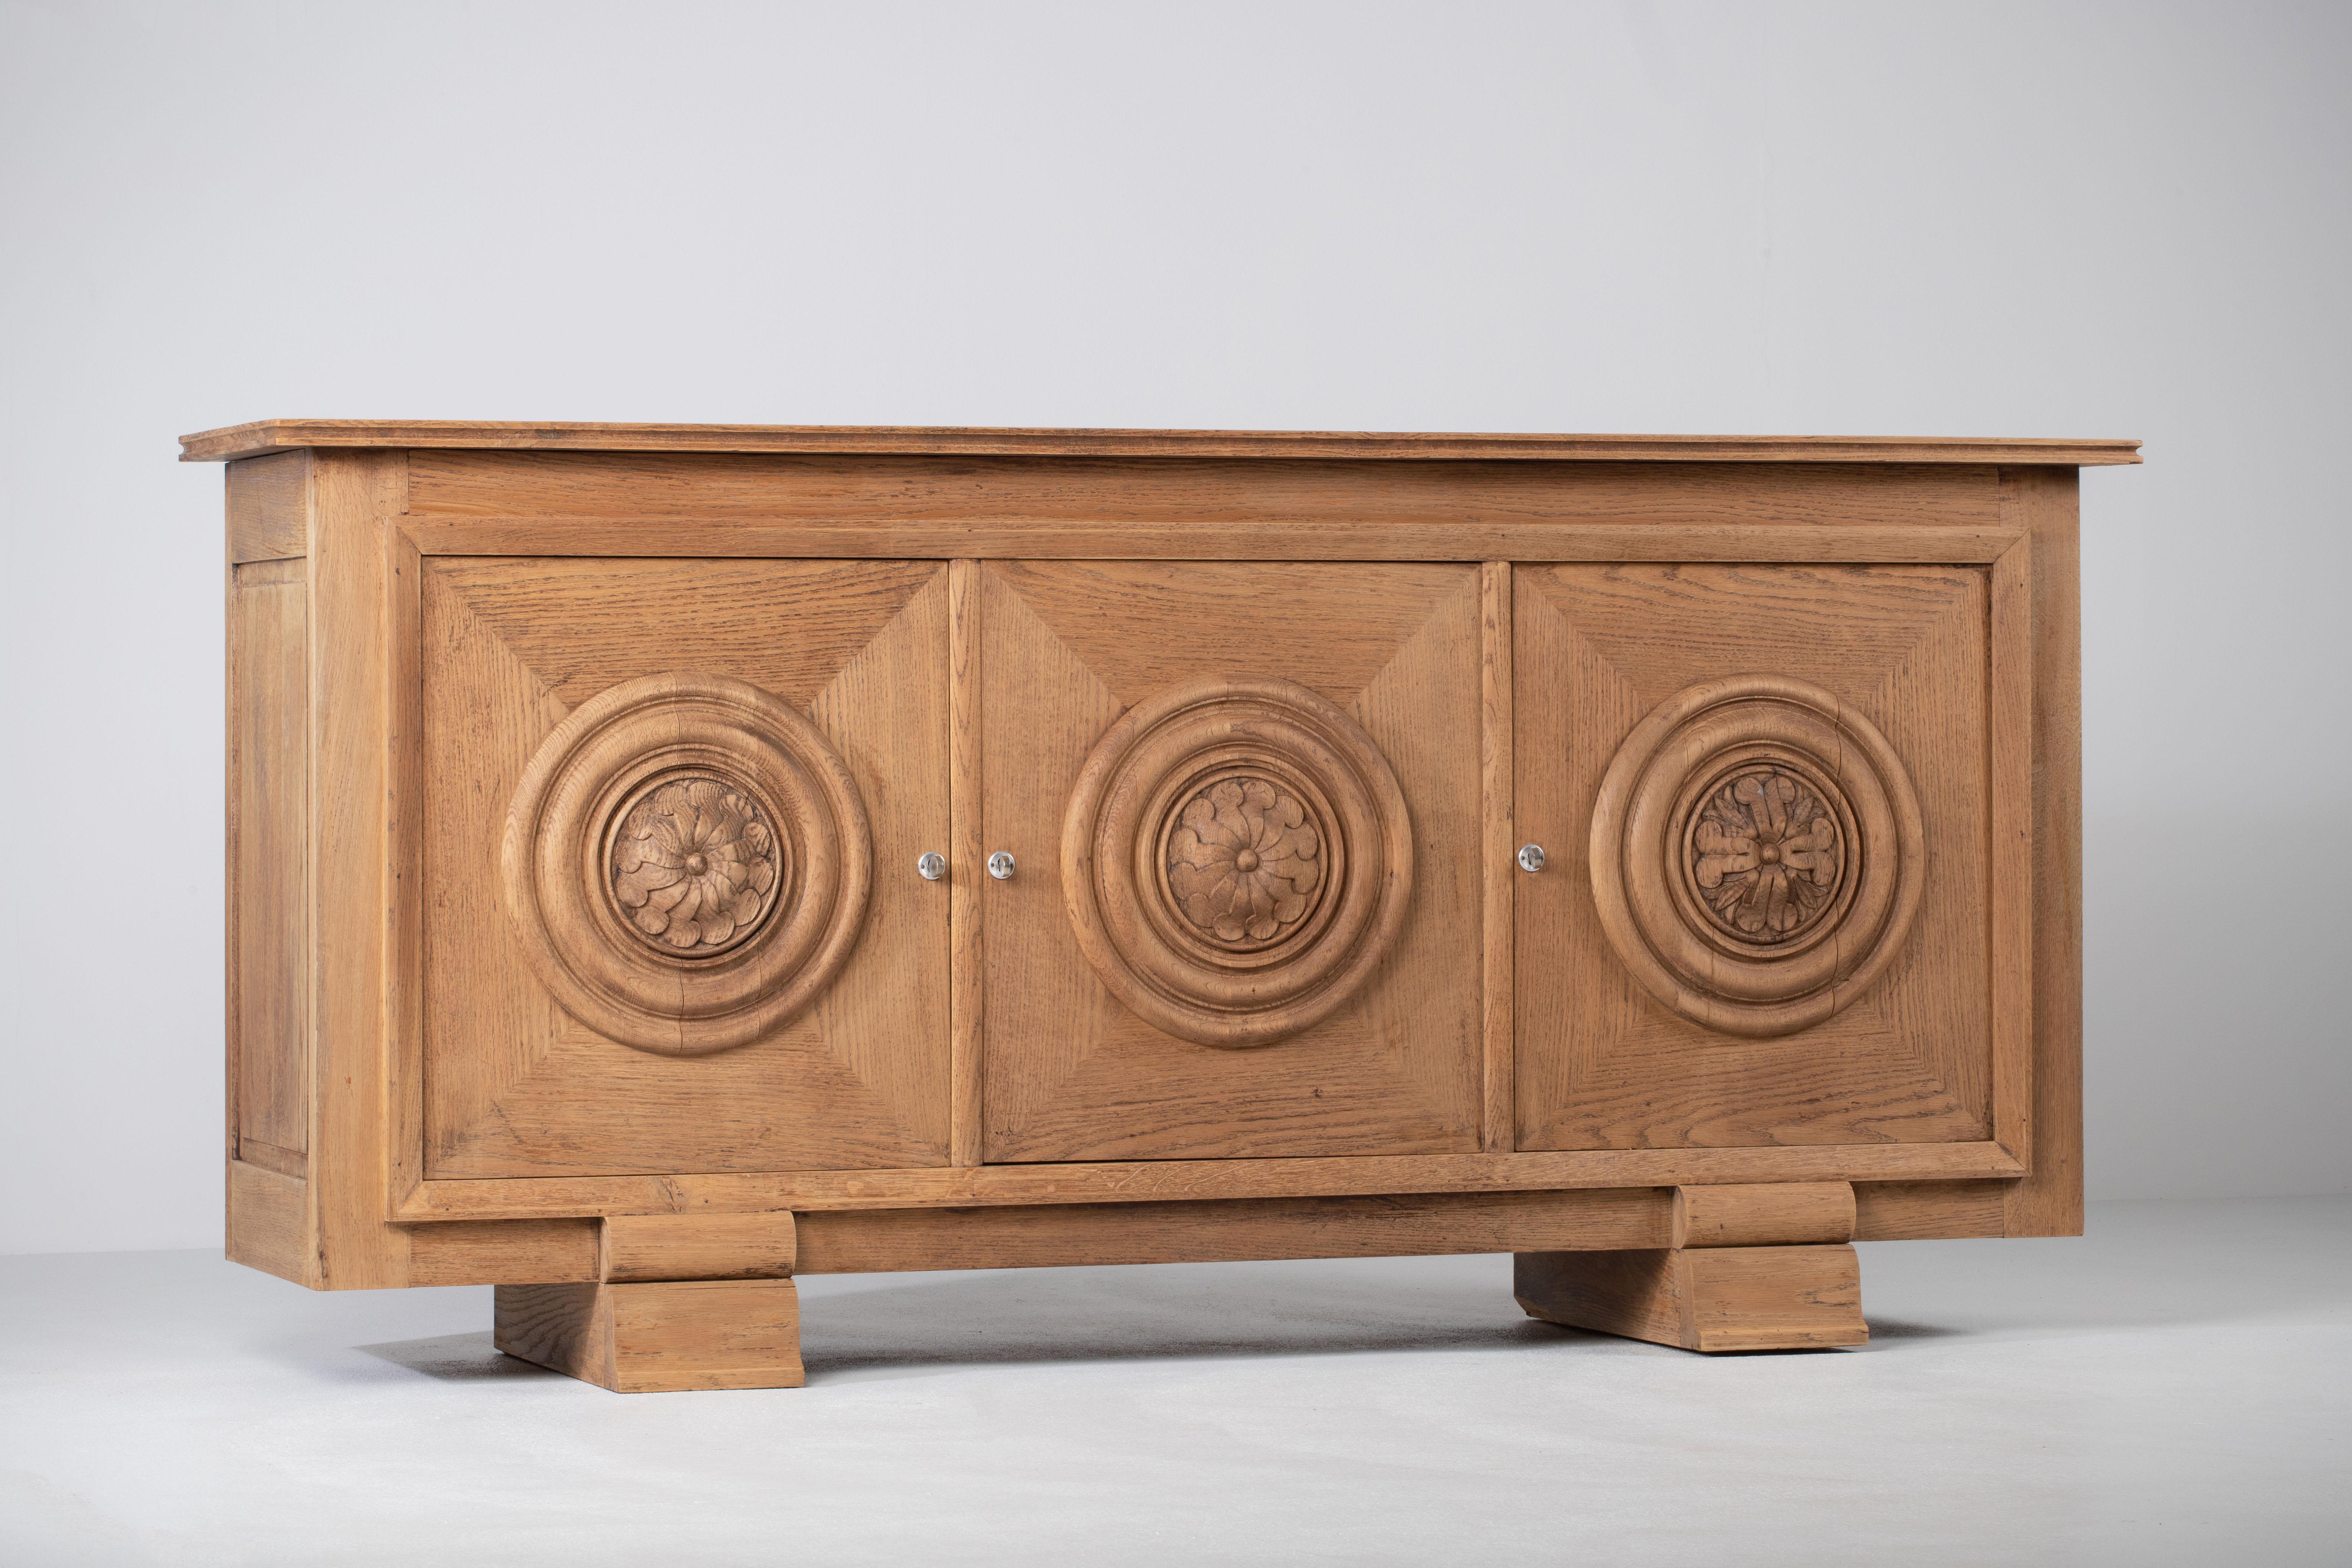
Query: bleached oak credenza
192,420,2134,1390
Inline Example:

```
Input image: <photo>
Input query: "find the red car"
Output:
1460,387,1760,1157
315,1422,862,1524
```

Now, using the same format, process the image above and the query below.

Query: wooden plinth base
494,1279,806,1392
1514,1243,1868,1353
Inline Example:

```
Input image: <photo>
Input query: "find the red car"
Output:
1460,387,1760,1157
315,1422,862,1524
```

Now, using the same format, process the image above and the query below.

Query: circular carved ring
1589,674,1924,1038
1061,675,1413,1049
502,672,872,1055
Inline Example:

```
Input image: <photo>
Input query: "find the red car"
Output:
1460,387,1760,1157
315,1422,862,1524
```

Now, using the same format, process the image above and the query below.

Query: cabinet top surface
179,419,2141,466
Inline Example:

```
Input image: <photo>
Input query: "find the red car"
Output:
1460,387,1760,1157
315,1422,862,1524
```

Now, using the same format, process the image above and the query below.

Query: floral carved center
610,777,781,955
1166,776,1325,946
1686,766,1844,943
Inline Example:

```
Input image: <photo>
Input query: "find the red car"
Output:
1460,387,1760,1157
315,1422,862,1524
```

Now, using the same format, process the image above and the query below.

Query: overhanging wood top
179,419,2142,466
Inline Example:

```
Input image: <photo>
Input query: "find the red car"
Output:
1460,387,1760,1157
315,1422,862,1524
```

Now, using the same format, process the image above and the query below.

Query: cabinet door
417,557,950,1176
977,560,1482,1162
1513,561,2027,1155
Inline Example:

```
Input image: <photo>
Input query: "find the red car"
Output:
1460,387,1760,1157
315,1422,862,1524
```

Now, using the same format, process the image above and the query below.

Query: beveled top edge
176,419,2143,466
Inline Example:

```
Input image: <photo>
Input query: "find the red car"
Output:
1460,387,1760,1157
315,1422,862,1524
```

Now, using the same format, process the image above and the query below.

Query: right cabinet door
1513,560,2027,1155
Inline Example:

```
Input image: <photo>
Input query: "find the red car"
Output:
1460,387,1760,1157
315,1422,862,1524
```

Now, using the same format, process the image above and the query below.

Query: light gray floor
3,1197,2346,1566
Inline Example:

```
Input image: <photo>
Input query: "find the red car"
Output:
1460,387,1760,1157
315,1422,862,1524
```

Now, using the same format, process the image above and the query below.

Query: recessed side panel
1515,562,1997,1152
418,557,951,1177
229,557,309,1170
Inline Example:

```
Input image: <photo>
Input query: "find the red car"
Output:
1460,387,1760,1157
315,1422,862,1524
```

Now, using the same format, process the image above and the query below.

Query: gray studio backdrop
3,2,2344,1254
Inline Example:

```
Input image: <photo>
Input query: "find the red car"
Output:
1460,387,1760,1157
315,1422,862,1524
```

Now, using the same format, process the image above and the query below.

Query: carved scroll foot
494,1213,804,1392
1514,1182,1868,1354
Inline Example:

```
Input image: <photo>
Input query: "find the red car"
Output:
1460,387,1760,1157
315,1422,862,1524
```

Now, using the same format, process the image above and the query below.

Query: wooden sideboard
191,420,2135,1390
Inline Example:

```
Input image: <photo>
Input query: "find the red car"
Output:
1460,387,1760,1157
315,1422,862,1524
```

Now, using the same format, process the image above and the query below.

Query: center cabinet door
975,560,1484,1162
419,557,951,1178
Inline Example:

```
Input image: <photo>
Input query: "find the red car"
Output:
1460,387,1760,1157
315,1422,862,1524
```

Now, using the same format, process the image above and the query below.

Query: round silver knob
988,851,1017,881
916,852,947,881
1517,844,1547,873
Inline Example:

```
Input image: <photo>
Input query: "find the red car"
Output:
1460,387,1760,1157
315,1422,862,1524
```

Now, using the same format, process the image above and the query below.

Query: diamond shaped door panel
979,560,1482,1163
1514,562,2017,1153
420,558,950,1177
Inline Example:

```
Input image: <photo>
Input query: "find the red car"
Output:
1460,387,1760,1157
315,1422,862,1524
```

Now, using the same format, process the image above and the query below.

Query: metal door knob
1517,844,1547,873
988,851,1017,880
917,852,947,881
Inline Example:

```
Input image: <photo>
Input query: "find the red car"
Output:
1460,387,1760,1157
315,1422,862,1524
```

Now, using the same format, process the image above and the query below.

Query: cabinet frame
206,433,2099,1288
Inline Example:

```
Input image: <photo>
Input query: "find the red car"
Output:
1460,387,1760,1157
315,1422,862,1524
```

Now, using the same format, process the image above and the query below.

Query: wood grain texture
228,557,308,1164
413,558,949,1179
1671,1182,1855,1248
398,519,2034,565
602,1213,796,1282
308,450,410,1288
496,1280,806,1392
235,1139,305,1179
2000,467,2085,1237
795,1189,1670,1273
1989,537,2036,1165
1058,674,1416,1049
397,1139,2021,1220
978,560,1481,1162
1515,561,2000,1153
1851,1179,2008,1240
181,420,2141,466
227,451,308,562
212,433,2094,1321
406,1219,600,1285
385,525,425,1213
1516,1243,1868,1352
497,672,873,1055
1480,562,1514,1152
226,1159,309,1285
949,559,985,1165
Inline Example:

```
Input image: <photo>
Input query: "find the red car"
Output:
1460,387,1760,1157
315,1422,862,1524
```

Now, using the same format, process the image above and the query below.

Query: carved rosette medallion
502,673,871,1055
1589,675,1923,1038
1164,774,1329,948
608,777,783,955
1063,675,1413,1049
1686,765,1845,944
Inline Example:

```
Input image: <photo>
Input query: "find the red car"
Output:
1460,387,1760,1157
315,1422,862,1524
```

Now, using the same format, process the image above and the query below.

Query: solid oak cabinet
197,420,2133,1390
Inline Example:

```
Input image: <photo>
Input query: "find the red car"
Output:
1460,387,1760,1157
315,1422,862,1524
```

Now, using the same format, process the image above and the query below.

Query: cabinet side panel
231,559,309,1162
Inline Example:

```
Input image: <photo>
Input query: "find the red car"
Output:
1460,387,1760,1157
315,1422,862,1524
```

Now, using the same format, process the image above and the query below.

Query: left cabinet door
414,556,952,1176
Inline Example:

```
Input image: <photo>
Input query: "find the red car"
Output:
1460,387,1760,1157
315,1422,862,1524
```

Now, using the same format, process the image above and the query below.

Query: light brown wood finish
397,453,2018,526
396,1139,2021,1221
1514,559,2018,1156
1852,1179,2008,1240
1671,1182,1856,1249
181,419,2142,466
1479,562,1514,1152
1516,1244,1869,1353
949,559,985,1166
2001,467,2085,1237
495,1279,806,1392
202,422,2105,1389
796,1190,1669,1273
407,1219,600,1286
601,1213,796,1282
410,558,950,1180
310,450,409,1288
226,451,308,562
400,519,2035,565
977,559,1481,1162
228,556,309,1169
225,1160,307,1283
